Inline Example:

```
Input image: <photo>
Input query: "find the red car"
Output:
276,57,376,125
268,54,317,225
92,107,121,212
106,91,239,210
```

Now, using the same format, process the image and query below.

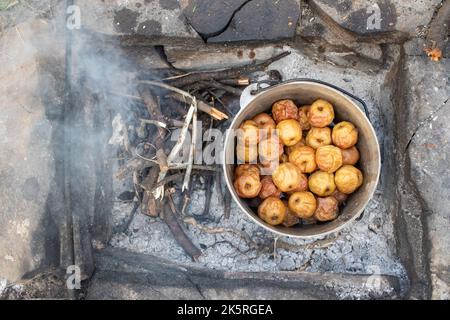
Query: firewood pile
114,52,291,261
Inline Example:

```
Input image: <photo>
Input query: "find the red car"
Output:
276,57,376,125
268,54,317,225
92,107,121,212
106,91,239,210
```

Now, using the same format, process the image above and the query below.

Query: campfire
113,52,291,261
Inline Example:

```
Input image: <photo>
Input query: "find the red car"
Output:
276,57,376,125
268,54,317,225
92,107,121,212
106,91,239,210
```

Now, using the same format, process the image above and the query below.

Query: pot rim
223,80,381,239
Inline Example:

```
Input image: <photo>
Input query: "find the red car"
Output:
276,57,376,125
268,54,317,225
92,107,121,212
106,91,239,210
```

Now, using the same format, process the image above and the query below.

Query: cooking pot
223,79,381,238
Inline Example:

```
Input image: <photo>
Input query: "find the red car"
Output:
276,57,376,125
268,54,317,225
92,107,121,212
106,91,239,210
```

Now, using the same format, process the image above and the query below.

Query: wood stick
166,51,291,88
140,166,161,217
201,174,213,217
200,80,243,96
138,89,168,216
163,201,202,261
145,172,184,192
169,93,228,120
224,185,232,220
220,78,250,86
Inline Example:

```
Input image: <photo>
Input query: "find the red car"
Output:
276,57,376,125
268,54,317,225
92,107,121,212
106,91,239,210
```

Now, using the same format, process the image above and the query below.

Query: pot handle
251,78,371,122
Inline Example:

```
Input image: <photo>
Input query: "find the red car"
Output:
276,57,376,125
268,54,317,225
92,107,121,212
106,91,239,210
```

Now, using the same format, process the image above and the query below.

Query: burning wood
114,52,290,259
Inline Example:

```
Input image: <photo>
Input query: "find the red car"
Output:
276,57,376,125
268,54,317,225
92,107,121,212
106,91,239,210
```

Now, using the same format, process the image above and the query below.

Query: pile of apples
233,99,363,227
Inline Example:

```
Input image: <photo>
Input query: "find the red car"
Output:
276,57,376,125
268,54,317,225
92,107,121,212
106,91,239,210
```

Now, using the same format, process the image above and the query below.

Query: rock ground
403,49,450,299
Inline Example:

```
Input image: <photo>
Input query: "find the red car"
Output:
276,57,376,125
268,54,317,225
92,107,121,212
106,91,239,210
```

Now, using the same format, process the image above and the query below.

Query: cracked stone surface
74,0,200,40
181,0,249,37
403,50,450,299
183,0,301,43
309,0,441,37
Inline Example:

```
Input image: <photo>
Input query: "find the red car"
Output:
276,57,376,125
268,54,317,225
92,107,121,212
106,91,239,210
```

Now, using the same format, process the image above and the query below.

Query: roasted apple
259,176,282,199
238,120,260,146
282,205,301,227
308,99,335,128
286,138,306,155
341,146,360,165
332,189,349,205
334,165,363,194
289,146,317,173
252,113,276,132
259,160,278,175
308,171,336,197
259,135,284,162
288,191,317,218
272,99,298,123
236,143,258,163
314,197,339,222
276,119,302,146
332,121,358,149
258,197,287,226
286,172,309,194
235,164,260,179
298,105,311,130
315,145,343,173
306,127,332,149
272,163,304,193
234,173,262,198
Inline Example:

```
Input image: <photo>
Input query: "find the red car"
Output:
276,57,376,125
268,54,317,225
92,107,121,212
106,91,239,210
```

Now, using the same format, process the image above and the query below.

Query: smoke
0,1,166,282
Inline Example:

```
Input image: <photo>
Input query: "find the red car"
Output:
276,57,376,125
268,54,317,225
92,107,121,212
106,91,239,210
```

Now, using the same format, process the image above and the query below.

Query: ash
110,46,406,291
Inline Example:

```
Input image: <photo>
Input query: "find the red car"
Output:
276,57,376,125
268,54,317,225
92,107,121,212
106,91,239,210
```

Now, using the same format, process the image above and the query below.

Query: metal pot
223,79,381,238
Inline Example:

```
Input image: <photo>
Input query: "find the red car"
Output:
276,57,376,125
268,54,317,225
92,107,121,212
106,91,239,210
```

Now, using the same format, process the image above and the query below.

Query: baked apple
238,120,260,146
286,173,309,194
259,160,278,175
235,164,260,179
315,145,343,173
259,135,284,162
332,121,358,149
298,105,311,130
259,176,282,199
272,163,304,193
258,197,287,226
334,165,363,194
252,113,276,132
308,99,335,128
234,173,262,198
286,138,306,155
314,197,339,222
341,146,360,165
332,189,349,205
289,146,317,173
288,191,317,218
280,153,289,163
276,119,302,146
308,171,336,197
272,99,298,123
236,143,258,163
283,206,301,227
306,127,332,149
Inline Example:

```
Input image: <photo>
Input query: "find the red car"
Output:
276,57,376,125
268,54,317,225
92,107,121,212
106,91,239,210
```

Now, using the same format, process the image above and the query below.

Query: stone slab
87,248,401,300
181,0,249,38
404,54,450,299
207,0,301,43
74,0,200,41
0,18,65,282
310,0,441,37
